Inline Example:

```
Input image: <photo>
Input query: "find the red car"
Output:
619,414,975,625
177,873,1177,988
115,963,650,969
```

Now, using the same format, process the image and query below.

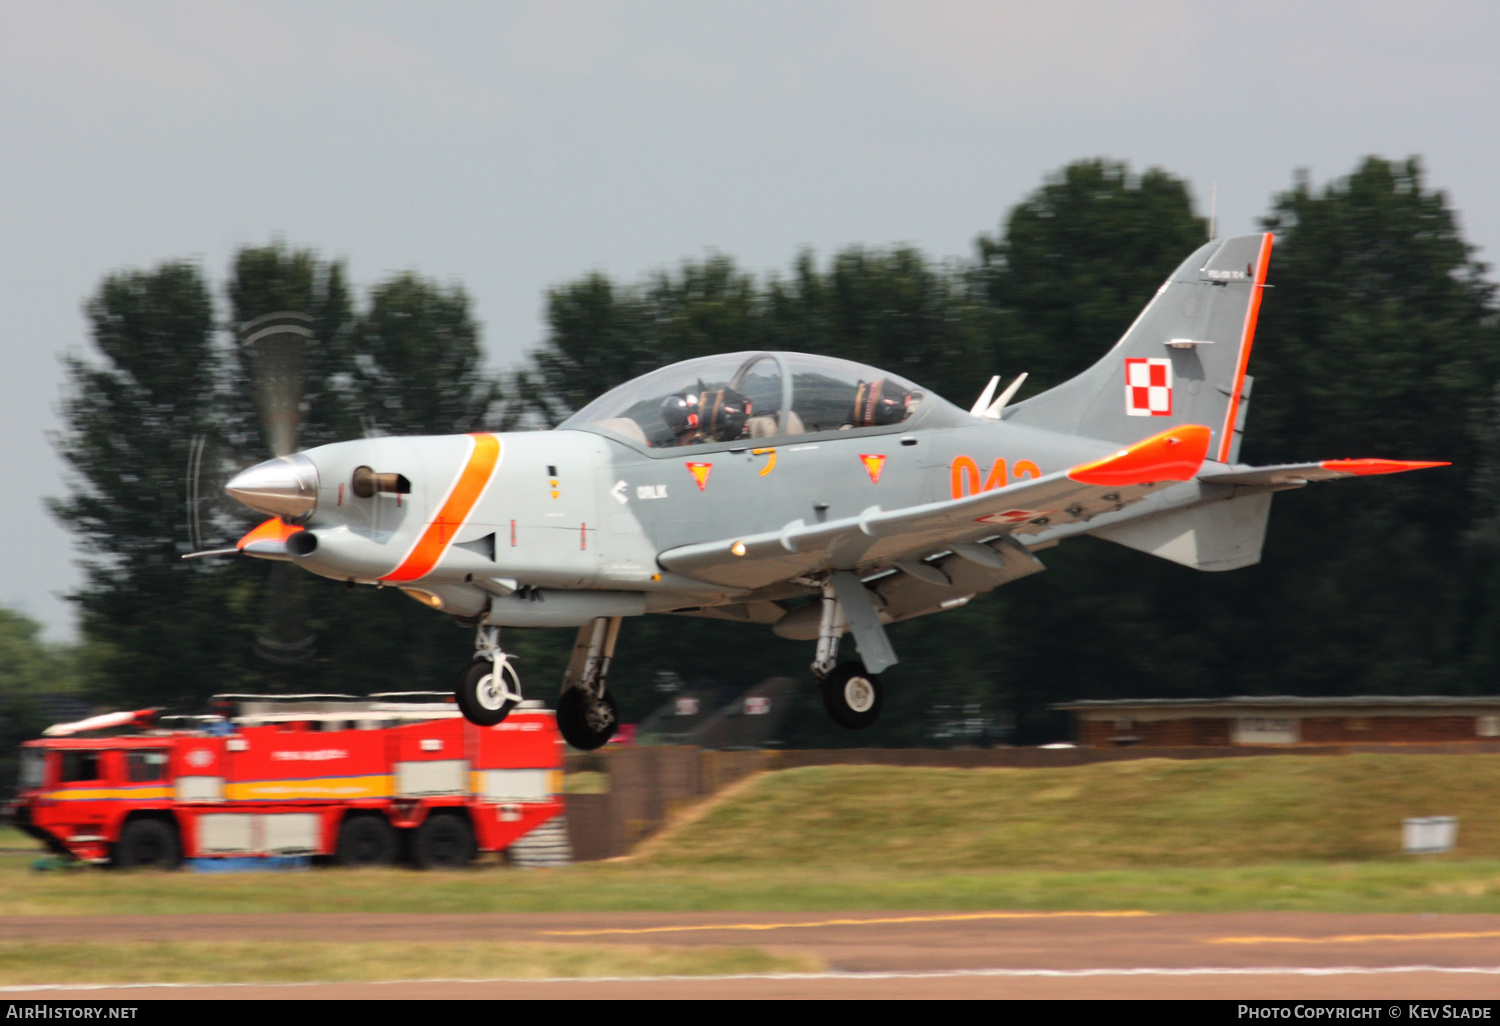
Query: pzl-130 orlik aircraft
217,233,1444,750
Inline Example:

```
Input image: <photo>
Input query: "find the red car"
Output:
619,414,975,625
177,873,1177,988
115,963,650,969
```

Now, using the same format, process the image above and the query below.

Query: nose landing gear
455,624,522,727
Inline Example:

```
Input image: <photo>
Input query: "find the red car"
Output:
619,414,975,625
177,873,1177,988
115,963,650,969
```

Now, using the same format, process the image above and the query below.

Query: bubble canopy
559,352,962,451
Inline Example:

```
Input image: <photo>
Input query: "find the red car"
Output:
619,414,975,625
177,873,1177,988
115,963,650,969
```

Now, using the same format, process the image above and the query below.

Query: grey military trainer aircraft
218,233,1445,750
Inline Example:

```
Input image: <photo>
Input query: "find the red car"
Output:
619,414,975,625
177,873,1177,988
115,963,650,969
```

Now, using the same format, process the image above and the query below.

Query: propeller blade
255,560,317,667
239,311,313,458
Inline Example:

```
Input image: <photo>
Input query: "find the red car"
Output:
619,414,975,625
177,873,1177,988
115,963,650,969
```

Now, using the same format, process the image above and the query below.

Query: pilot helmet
661,392,703,441
850,379,916,427
700,387,753,441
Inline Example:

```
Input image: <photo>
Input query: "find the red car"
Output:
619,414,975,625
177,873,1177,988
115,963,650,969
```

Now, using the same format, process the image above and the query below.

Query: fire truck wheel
820,661,882,730
113,818,180,870
456,658,519,727
336,815,398,868
413,813,476,870
556,687,619,751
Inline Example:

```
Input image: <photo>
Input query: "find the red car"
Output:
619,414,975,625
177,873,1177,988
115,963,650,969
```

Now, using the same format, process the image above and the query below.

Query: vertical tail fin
1005,232,1273,462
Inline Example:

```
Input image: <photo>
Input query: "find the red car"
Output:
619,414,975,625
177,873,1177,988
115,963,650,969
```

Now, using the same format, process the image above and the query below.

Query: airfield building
1055,696,1500,748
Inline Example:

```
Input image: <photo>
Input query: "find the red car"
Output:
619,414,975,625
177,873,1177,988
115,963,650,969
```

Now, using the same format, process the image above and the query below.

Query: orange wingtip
236,517,303,549
1067,424,1212,487
1320,459,1451,476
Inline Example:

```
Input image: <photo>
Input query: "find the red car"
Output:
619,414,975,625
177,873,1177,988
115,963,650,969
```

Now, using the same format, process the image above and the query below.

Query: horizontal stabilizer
1199,458,1448,488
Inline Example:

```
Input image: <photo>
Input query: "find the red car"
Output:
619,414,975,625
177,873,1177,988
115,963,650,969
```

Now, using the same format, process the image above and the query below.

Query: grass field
0,940,820,985
653,756,1500,869
5,754,1500,917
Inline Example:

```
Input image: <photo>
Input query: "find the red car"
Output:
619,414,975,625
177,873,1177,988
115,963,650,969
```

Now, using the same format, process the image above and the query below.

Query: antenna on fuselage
970,376,1000,416
983,373,1027,420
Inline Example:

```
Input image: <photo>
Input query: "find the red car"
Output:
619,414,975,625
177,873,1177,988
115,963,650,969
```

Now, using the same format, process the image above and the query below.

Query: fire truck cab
6,693,566,869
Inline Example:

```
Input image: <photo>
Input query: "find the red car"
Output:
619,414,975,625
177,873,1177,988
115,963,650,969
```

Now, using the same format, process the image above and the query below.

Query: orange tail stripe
1068,424,1211,487
1217,232,1274,463
381,433,501,583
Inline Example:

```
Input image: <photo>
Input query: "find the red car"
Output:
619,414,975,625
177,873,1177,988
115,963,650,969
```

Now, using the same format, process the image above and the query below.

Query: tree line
9,154,1497,751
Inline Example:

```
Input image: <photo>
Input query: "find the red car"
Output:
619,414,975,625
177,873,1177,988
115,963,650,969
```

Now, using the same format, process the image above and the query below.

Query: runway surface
8,910,1500,999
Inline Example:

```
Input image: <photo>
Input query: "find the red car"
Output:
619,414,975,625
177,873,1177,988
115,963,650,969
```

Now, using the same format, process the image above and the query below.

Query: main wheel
556,687,619,751
455,656,520,727
336,815,398,868
112,818,180,870
412,813,475,869
821,661,882,730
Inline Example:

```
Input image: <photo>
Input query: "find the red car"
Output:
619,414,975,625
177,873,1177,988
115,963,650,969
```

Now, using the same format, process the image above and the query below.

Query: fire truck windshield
18,749,43,790
58,750,100,783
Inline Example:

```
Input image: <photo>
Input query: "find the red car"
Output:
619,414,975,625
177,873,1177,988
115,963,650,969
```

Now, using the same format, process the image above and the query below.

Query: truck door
51,748,112,841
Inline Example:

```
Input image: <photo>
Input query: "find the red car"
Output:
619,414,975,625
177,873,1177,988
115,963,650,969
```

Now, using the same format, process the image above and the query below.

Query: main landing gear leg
811,581,845,683
557,616,622,751
455,623,522,727
813,576,886,731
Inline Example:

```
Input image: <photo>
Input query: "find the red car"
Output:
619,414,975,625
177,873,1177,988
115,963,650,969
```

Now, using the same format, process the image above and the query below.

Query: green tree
517,257,763,426
225,243,357,451
763,247,996,408
1239,157,1500,695
977,159,1209,396
349,273,504,435
0,608,76,797
49,262,257,709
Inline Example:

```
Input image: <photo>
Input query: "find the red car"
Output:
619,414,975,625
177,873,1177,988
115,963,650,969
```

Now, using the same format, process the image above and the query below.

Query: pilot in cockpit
661,386,753,446
848,379,919,428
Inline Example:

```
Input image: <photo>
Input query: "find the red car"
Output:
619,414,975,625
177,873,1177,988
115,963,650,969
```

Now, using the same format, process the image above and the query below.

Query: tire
556,687,619,751
821,661,882,730
112,818,180,870
336,815,398,868
455,657,520,727
412,813,475,870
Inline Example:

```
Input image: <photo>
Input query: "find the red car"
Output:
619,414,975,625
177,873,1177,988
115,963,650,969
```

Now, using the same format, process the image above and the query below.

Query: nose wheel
456,625,522,727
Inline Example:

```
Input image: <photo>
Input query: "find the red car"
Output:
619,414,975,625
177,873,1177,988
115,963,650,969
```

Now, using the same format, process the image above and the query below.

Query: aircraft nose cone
225,453,320,522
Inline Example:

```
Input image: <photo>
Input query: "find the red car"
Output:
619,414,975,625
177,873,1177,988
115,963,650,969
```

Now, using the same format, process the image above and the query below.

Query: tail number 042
950,457,1040,499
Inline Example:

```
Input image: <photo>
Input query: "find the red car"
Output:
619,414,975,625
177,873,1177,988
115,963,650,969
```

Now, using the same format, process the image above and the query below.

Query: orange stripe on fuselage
381,433,501,583
1217,232,1274,463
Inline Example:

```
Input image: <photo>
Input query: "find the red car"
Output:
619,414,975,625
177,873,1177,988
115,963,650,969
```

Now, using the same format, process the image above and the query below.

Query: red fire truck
5,693,566,869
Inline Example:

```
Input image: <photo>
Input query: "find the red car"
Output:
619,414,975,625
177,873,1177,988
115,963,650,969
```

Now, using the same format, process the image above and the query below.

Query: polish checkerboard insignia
1125,357,1172,417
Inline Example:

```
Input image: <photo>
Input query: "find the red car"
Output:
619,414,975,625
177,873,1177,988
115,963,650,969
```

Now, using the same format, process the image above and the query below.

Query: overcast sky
4,0,1498,641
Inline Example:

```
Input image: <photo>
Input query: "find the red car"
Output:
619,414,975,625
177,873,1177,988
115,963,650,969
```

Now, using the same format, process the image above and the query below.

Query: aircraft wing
1198,458,1448,488
658,424,1212,590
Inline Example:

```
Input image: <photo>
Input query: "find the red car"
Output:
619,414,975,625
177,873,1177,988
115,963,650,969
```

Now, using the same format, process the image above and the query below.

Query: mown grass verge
6,754,1500,916
0,940,819,985
0,825,36,850
8,854,1500,916
647,757,1500,869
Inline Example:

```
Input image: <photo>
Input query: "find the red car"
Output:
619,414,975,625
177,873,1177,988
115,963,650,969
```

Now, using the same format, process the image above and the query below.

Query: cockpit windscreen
560,352,931,449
